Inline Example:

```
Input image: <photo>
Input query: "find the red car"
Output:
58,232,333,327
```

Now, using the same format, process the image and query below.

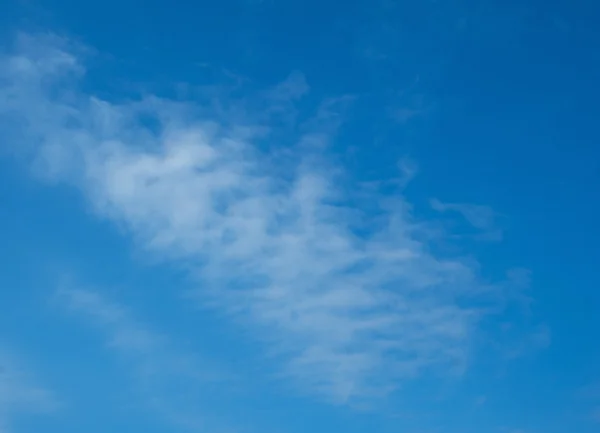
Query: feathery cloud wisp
57,286,235,432
0,33,530,404
430,198,503,241
0,350,57,433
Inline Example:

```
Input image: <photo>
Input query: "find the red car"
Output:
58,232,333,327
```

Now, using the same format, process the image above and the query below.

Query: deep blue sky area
1,1,599,433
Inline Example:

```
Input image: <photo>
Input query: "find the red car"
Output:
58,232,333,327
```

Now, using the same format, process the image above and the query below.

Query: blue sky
0,1,599,432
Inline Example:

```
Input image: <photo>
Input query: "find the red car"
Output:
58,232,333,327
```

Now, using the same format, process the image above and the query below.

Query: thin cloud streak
1,33,530,404
0,349,57,433
430,198,503,242
57,285,237,433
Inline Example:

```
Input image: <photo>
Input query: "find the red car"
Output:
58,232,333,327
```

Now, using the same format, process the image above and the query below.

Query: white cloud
393,107,426,124
0,33,532,404
56,285,235,432
577,383,600,424
430,198,503,241
430,198,496,230
0,350,57,433
591,407,600,423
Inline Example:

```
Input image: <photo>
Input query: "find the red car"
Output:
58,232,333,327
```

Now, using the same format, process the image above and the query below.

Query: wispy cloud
591,407,600,423
430,198,504,241
0,349,57,433
56,285,236,432
393,107,427,124
430,198,496,230
0,33,534,404
576,382,600,424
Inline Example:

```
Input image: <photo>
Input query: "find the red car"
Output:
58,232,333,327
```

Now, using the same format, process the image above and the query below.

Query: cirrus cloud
0,33,536,405
0,349,57,433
